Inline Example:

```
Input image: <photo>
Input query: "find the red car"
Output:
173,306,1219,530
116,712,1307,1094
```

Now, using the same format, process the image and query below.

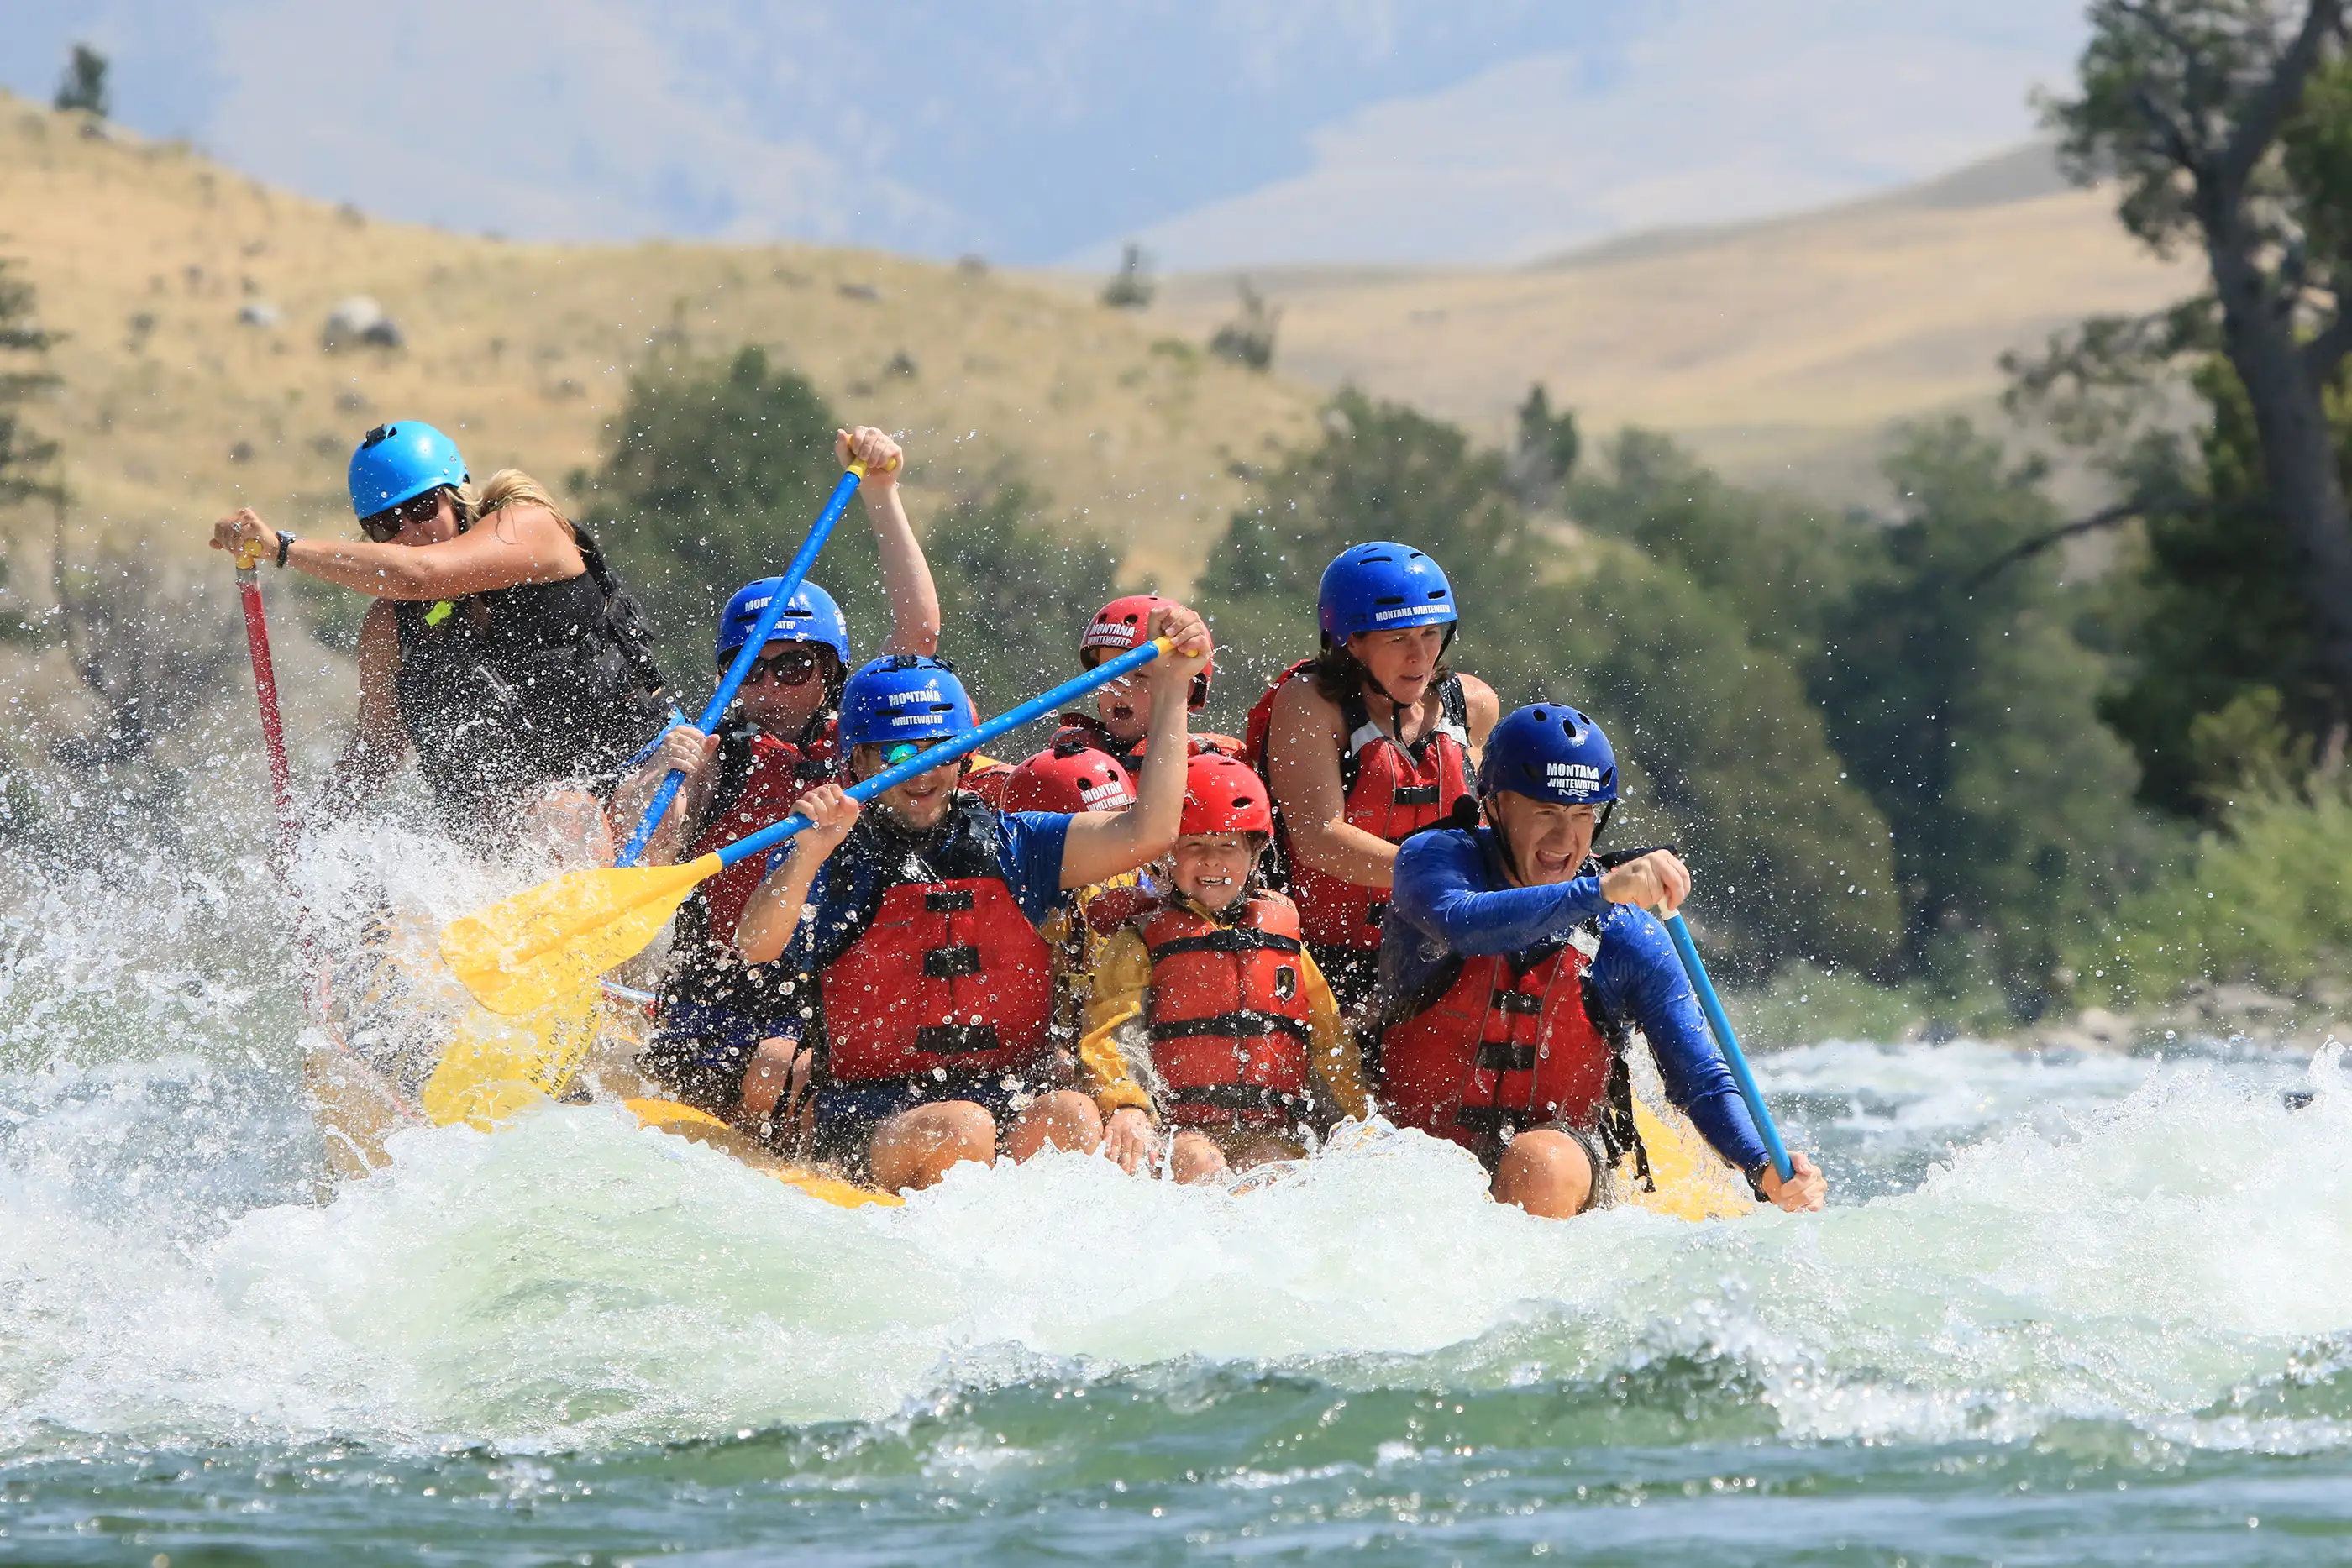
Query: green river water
3,821,2349,1565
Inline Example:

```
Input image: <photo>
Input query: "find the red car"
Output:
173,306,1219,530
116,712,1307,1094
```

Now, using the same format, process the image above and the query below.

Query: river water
3,815,2349,1565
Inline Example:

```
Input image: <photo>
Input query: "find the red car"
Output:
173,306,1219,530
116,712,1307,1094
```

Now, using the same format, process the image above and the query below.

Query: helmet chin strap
1347,621,1456,744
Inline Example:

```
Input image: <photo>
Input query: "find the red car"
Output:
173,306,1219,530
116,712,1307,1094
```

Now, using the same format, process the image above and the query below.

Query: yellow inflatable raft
382,977,1747,1219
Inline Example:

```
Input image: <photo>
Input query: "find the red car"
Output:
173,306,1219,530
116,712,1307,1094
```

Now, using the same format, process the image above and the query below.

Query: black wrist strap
1745,1161,1772,1202
275,530,295,569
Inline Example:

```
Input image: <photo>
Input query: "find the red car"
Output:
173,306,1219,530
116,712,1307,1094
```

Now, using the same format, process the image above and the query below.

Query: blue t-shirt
764,805,1073,973
1379,826,1772,1176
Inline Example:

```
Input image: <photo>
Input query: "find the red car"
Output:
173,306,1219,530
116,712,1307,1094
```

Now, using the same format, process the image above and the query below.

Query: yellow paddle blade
421,983,603,1130
441,853,721,1015
1624,1097,1756,1222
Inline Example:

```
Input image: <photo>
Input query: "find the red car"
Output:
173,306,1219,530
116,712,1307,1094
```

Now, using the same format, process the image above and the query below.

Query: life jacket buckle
924,888,976,913
915,1023,1000,1054
1476,1041,1539,1073
923,945,984,979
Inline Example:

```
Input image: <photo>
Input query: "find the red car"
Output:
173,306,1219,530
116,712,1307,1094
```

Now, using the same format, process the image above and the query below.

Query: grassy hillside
1145,144,2200,499
0,90,1320,619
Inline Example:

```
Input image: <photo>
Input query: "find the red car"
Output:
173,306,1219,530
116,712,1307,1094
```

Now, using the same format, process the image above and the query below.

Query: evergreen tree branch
1961,500,2155,590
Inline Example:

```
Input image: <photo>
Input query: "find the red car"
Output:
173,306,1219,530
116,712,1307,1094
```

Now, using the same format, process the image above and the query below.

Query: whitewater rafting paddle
232,540,301,878
1658,909,1793,1184
228,541,417,1169
442,632,1183,1017
614,454,890,868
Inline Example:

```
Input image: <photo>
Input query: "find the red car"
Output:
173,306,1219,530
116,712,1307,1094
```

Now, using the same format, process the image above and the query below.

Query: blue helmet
1477,702,1619,806
838,655,974,748
1318,542,1458,642
716,578,851,664
348,421,468,518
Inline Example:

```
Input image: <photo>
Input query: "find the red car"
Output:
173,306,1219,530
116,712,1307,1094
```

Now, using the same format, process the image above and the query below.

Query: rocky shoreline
2021,978,2348,1055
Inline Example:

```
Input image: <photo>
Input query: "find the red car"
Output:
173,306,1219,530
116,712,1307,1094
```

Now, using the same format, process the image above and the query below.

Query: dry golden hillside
1146,145,2202,496
0,90,1319,610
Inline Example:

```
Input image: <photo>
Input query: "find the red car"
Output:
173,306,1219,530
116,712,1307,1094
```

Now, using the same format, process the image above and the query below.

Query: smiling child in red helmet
1079,752,1370,1182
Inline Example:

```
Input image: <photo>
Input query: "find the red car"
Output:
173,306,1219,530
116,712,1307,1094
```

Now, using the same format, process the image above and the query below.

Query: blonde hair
456,469,575,535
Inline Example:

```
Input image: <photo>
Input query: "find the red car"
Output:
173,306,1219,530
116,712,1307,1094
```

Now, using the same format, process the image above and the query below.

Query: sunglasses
740,647,827,687
360,490,444,543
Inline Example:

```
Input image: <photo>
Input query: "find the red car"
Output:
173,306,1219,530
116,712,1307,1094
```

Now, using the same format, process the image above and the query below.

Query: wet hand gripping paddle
442,633,1182,1016
1658,909,1793,1183
615,457,883,868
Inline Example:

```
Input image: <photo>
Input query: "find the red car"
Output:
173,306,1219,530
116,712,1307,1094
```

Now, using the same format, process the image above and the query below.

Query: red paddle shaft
234,556,297,873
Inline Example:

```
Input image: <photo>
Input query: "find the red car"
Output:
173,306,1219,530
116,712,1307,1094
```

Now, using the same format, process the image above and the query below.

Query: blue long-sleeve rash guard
1380,826,1771,1176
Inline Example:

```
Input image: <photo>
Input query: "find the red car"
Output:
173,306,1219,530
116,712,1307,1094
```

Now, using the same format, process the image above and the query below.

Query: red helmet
1003,742,1137,814
1082,594,1211,711
1179,752,1272,836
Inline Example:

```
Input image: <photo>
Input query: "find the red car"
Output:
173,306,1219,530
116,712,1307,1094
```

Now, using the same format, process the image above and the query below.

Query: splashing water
4,814,2350,1563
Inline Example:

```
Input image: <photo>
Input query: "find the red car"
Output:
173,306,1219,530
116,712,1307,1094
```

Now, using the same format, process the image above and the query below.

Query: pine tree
54,44,109,118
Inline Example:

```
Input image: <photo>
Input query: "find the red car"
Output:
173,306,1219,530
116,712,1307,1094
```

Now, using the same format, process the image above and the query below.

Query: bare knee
1492,1128,1594,1219
869,1101,998,1193
1007,1089,1103,1162
1168,1130,1229,1184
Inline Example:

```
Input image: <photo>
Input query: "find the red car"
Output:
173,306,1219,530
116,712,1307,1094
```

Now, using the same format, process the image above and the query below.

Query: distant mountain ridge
1145,142,2192,499
1534,143,2072,273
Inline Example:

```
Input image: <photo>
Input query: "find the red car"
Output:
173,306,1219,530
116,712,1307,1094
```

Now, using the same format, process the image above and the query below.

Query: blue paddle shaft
1662,911,1793,1183
617,465,865,866
711,634,1171,870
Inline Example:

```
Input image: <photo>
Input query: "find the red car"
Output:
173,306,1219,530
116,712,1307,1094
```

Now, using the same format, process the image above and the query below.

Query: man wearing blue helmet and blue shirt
1373,701,1828,1219
1247,543,1499,1036
618,427,942,1115
732,600,1212,1194
209,421,669,845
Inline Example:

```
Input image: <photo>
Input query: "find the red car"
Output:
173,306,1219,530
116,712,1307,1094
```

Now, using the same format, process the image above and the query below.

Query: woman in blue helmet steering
208,422,670,847
617,426,942,1119
1246,543,1499,1034
1373,700,1828,1219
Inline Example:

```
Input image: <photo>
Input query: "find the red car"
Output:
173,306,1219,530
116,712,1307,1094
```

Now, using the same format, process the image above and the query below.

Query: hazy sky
3,2,2087,268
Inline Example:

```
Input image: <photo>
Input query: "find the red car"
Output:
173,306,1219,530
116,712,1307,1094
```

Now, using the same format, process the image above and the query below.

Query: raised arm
837,426,940,657
1058,604,1210,888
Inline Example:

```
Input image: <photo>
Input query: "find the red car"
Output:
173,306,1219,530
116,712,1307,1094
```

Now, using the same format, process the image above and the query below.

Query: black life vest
806,796,1057,1088
659,717,837,1017
391,522,669,815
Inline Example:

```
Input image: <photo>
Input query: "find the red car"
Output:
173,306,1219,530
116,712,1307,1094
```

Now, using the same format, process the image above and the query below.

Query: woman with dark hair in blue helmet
209,421,670,842
620,427,943,1115
730,602,1212,1194
1373,702,1827,1220
1243,543,1499,1033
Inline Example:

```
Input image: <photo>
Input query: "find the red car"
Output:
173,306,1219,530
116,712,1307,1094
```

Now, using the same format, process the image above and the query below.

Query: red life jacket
1378,935,1619,1154
1047,713,1245,773
687,723,836,944
1242,659,1474,949
1137,890,1314,1125
816,801,1057,1087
